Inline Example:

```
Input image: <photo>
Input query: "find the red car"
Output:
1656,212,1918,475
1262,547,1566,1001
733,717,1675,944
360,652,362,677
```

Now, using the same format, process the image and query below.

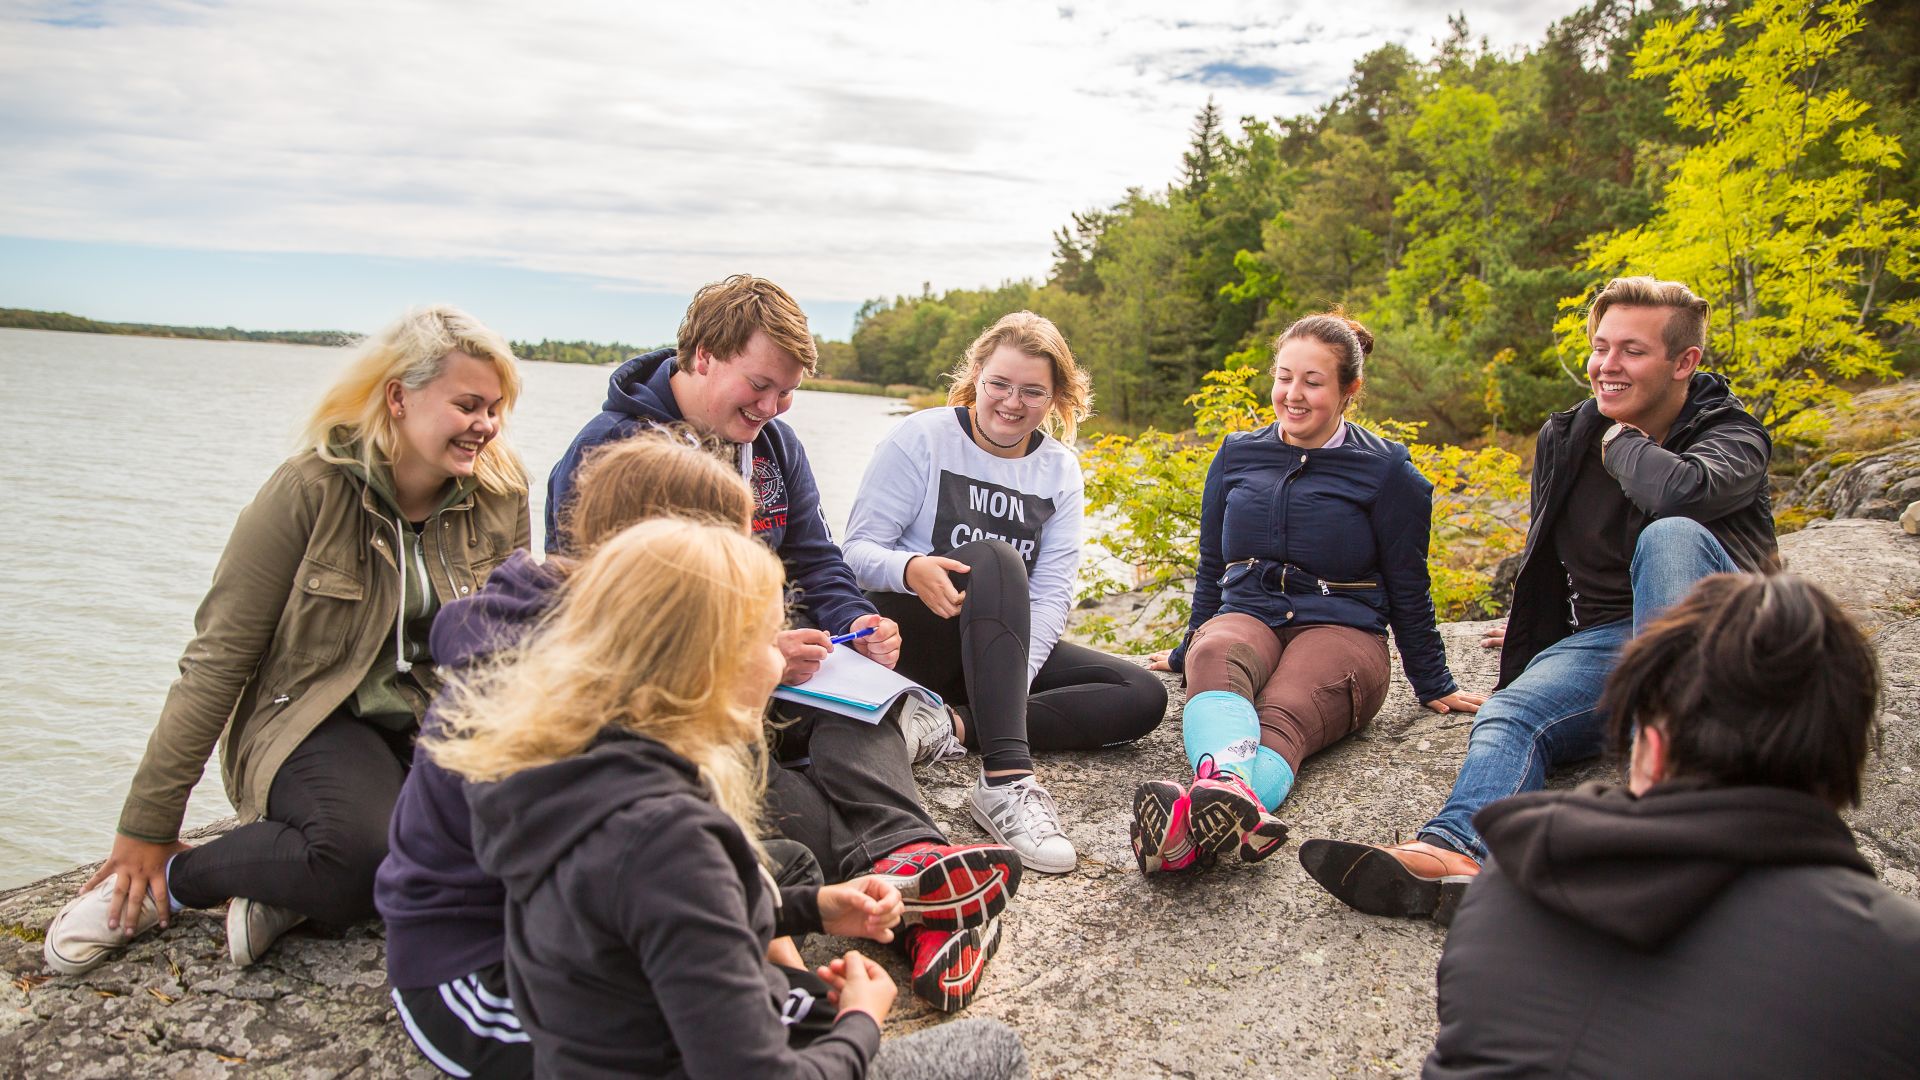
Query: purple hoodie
374,550,564,990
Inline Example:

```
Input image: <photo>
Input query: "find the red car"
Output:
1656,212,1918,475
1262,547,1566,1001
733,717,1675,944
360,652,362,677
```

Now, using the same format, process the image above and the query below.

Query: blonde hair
945,311,1092,444
1585,276,1710,360
675,275,818,375
302,305,528,495
558,427,753,553
425,518,786,856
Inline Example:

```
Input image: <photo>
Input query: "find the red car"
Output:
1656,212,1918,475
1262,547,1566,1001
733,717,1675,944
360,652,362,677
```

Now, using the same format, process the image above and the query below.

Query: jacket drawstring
738,441,754,486
390,511,412,674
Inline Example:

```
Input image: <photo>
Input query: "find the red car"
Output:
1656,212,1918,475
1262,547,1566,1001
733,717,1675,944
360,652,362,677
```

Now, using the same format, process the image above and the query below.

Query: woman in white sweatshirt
844,312,1166,874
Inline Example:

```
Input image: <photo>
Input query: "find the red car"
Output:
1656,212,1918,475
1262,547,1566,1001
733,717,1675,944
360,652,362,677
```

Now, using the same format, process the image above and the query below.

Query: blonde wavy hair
558,427,752,554
945,311,1093,444
425,518,785,855
301,305,528,495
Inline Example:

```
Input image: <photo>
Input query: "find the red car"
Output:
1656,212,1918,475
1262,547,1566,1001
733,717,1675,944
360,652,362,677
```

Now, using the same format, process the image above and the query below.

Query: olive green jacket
117,450,530,843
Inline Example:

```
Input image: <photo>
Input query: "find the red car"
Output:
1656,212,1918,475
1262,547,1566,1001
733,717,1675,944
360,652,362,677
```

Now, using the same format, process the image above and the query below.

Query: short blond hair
559,427,752,553
302,305,528,495
675,275,817,375
426,518,786,859
1586,276,1710,360
946,311,1093,444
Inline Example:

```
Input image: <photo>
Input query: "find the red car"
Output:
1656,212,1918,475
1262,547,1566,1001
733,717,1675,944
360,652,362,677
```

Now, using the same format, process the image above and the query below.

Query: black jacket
1499,373,1776,688
1426,781,1920,1079
467,729,875,1079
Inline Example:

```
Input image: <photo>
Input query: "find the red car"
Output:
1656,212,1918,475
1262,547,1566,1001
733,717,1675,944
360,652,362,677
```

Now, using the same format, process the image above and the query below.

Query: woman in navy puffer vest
1129,312,1484,874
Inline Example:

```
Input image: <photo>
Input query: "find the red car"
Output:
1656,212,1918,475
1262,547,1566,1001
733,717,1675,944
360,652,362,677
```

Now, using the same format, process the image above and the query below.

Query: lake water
0,328,914,888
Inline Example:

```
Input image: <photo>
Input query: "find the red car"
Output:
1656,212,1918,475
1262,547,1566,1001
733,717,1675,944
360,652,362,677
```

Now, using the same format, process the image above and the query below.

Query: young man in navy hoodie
543,279,1017,1002
1298,276,1778,923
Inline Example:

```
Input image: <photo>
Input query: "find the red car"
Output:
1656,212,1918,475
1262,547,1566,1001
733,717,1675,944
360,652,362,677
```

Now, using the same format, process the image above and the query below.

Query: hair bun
1343,318,1375,357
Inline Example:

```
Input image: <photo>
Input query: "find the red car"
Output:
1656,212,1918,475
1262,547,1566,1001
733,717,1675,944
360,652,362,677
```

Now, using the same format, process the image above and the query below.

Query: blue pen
828,627,876,646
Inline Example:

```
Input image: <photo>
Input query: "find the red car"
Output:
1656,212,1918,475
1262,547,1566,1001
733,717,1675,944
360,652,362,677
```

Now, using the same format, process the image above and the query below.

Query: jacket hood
603,349,683,425
467,729,707,899
427,549,565,670
1477,780,1871,949
325,435,477,519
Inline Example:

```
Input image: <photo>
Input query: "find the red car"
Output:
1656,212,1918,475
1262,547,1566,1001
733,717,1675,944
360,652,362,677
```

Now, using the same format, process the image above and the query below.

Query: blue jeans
1419,517,1739,861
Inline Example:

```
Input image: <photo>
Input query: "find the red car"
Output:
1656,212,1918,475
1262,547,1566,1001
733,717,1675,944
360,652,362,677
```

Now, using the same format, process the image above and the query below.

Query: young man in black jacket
1299,276,1778,921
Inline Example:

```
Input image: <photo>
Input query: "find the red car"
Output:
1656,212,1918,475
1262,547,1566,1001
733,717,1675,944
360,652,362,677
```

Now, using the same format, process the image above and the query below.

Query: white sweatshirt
845,407,1085,685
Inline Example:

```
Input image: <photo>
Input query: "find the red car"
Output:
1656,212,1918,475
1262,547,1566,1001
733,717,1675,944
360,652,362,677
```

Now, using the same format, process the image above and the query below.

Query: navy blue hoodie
545,350,875,635
374,549,564,990
468,729,879,1079
1170,421,1458,702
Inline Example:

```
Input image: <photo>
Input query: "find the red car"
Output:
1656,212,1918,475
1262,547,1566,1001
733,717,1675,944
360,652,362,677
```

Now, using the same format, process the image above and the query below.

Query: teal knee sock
1250,746,1296,810
1182,691,1260,783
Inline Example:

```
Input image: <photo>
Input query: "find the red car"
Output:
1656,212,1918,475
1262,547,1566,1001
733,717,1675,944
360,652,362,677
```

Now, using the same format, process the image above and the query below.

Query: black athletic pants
765,702,948,883
868,539,1167,774
169,713,408,925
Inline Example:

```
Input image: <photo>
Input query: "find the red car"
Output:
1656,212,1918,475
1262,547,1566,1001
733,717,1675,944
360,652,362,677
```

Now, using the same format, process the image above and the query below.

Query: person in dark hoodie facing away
380,433,1022,1078
44,307,530,978
1426,572,1920,1079
426,518,1029,1080
1300,276,1778,922
545,276,1021,1010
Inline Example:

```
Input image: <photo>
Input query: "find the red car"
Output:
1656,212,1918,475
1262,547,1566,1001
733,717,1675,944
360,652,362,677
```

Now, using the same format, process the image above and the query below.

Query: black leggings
870,539,1166,774
169,714,410,926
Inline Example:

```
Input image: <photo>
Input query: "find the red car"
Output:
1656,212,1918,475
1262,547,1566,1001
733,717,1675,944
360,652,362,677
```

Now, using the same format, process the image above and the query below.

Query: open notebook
771,645,943,724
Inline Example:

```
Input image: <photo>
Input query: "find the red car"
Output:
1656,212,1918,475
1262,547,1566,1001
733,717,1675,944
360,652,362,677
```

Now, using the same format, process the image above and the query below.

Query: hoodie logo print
751,456,789,533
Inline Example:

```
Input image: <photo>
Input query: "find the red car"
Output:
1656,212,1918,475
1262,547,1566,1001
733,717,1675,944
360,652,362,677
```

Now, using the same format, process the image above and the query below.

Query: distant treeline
0,307,353,347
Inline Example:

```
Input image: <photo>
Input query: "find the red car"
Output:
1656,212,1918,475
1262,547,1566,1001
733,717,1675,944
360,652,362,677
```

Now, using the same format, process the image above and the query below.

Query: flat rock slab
5,523,1917,1079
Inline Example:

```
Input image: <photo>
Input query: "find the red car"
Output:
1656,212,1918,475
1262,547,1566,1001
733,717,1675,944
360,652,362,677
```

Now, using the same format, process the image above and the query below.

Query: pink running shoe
1186,755,1289,864
1130,779,1199,874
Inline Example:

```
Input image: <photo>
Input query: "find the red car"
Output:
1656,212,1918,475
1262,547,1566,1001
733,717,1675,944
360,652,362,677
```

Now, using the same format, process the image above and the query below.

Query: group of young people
39,273,1919,1078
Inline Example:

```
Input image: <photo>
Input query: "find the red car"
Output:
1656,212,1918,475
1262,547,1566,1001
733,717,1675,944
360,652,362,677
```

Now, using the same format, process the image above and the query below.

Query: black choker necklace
971,406,1027,450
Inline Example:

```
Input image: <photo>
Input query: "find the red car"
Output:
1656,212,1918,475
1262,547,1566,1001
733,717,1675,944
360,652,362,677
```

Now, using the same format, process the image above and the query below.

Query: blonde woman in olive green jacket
44,306,531,976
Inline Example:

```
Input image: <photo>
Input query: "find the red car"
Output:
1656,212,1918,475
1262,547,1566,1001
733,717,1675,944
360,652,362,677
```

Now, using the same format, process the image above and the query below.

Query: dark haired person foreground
44,307,531,976
1426,573,1920,1079
1301,277,1777,919
1132,312,1478,874
544,276,1019,1011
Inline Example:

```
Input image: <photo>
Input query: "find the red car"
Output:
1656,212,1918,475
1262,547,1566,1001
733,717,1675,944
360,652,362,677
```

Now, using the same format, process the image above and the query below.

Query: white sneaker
43,875,163,976
969,774,1077,874
898,696,966,767
227,897,306,967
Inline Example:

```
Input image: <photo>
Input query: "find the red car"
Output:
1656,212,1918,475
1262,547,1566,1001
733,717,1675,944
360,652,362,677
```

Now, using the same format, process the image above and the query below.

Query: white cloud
0,0,1587,301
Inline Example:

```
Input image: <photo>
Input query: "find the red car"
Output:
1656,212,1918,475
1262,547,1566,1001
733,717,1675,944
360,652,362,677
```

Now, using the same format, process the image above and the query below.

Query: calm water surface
0,328,910,887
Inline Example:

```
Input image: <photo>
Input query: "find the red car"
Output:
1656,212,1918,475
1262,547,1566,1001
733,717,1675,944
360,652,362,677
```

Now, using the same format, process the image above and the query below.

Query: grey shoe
898,696,966,767
227,897,306,967
969,773,1076,874
43,875,162,976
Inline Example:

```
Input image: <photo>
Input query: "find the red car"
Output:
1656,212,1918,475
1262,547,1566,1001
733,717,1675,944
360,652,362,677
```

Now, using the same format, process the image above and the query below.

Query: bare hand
904,555,970,619
847,614,901,671
1146,650,1172,672
818,876,904,944
84,834,190,934
777,628,833,686
1480,621,1506,651
1424,691,1488,715
818,949,896,1026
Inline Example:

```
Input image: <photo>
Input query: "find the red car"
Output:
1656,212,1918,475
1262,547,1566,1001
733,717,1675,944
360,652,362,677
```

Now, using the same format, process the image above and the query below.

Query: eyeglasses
978,376,1052,408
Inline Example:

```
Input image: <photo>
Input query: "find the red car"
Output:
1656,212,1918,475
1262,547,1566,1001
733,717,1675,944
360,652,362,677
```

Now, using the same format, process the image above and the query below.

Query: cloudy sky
0,0,1587,342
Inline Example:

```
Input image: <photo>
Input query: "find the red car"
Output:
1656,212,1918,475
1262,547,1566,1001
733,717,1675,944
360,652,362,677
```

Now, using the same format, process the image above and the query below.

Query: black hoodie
1426,781,1920,1079
468,728,878,1079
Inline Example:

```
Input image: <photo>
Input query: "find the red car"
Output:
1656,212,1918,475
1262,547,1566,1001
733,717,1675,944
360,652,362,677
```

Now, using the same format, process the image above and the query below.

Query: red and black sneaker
907,918,1003,1013
874,842,1021,932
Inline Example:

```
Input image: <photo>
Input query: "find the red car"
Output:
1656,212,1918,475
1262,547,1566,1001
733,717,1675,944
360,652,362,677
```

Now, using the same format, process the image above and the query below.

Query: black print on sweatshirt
750,455,789,533
931,471,1056,565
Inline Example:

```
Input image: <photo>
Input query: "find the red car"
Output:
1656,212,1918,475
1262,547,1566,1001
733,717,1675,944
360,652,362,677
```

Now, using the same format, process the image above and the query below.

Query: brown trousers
1185,613,1390,770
